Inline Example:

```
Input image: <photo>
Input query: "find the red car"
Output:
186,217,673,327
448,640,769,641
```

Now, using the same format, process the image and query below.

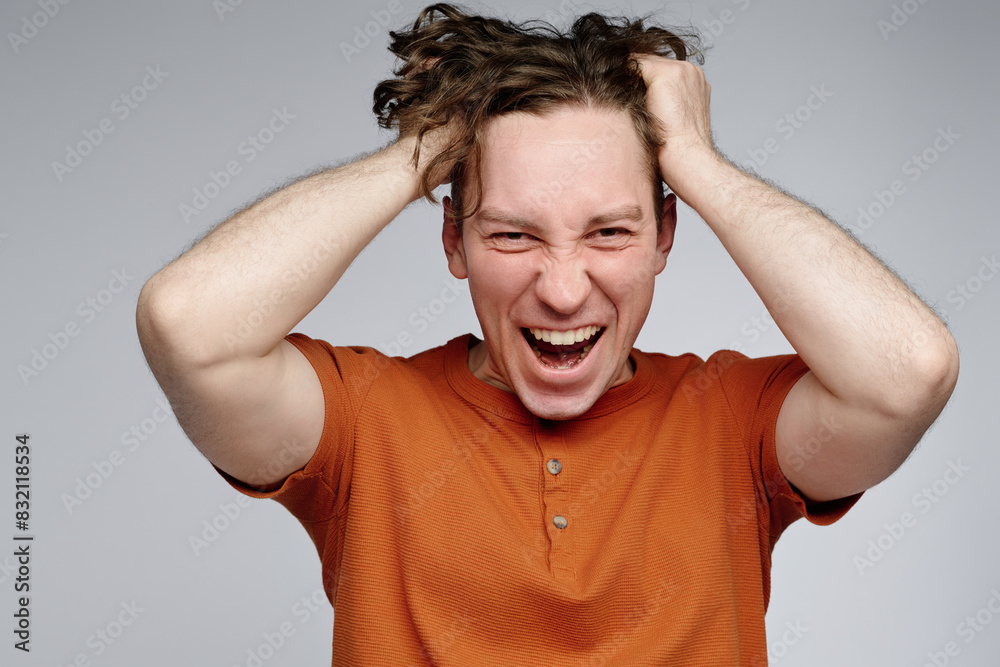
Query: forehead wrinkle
474,208,544,233
475,204,646,233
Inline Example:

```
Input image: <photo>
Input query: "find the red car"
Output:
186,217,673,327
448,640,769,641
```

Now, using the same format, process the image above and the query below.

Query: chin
514,385,602,421
495,326,625,420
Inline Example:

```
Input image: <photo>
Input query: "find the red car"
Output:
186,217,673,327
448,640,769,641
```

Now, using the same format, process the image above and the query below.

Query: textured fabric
214,332,863,666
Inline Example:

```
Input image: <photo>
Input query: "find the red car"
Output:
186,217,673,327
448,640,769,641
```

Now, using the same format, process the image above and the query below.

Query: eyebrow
475,205,645,230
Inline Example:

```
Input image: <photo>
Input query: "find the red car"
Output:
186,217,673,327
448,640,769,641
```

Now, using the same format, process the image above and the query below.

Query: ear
653,193,677,275
442,196,468,279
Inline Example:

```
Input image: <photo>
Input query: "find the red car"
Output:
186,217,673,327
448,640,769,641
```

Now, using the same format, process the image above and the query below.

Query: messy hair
372,3,706,231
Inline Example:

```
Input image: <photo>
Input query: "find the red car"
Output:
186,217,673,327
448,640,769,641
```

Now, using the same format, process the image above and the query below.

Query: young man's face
442,105,676,420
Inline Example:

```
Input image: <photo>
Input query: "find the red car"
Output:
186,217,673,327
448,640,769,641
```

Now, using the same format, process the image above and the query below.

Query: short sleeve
713,350,864,544
210,332,384,528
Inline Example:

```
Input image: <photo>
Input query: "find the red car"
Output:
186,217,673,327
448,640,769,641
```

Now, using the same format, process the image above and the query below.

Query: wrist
372,136,425,204
660,146,736,210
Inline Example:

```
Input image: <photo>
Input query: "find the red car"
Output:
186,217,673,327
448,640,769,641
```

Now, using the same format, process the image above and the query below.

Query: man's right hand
136,122,458,489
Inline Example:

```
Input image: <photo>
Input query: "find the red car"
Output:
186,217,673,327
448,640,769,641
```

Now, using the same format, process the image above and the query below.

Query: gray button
546,459,562,475
552,515,568,529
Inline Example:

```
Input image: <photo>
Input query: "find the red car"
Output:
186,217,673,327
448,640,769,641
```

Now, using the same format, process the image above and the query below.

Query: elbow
136,276,165,340
883,330,960,424
135,276,206,371
915,329,959,407
923,331,960,411
136,277,165,350
136,275,178,348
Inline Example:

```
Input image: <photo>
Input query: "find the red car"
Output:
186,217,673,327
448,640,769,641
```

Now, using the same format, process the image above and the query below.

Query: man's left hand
631,53,717,186
629,53,959,505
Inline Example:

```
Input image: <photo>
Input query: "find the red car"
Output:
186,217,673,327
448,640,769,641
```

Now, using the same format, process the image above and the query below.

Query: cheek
466,252,537,320
590,250,656,298
468,252,536,293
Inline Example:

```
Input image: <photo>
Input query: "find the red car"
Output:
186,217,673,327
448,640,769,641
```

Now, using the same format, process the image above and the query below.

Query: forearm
672,148,958,415
137,137,422,366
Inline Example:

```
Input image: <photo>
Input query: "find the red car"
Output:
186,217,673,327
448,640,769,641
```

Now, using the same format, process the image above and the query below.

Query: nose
534,254,591,315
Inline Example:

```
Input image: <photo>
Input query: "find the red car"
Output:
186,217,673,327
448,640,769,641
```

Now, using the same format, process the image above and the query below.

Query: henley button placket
536,422,575,580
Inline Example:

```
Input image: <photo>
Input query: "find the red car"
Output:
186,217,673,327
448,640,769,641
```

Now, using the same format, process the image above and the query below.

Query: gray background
2,0,998,664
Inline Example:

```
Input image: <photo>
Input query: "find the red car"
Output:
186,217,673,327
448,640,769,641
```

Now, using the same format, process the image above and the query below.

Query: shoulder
285,331,465,366
283,332,471,396
633,346,807,402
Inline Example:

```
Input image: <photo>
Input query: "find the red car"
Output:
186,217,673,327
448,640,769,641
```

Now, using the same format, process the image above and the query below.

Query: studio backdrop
2,0,997,665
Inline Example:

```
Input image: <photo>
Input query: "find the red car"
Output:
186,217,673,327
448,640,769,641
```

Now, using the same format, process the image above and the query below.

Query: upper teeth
529,326,601,346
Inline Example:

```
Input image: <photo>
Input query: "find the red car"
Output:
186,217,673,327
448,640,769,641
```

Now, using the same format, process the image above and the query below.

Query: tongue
538,347,584,367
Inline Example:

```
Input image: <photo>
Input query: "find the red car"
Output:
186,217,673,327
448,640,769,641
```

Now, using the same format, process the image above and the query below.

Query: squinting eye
597,228,626,237
491,232,527,241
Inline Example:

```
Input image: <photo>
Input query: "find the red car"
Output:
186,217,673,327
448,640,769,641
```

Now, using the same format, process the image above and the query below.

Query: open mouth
521,326,605,370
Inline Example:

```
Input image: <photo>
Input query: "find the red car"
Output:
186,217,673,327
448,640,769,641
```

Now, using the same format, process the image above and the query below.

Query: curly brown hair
372,3,706,232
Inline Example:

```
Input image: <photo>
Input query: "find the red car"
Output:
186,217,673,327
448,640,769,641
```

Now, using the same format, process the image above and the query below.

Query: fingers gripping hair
372,3,707,228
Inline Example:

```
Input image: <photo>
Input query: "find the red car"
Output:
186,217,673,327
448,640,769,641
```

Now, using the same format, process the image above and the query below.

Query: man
135,4,958,664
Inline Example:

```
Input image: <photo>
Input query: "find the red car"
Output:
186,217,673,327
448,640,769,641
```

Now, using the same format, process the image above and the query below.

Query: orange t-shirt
215,332,863,665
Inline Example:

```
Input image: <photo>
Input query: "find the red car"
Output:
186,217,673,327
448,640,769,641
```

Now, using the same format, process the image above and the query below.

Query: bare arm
634,55,959,502
136,132,450,489
676,148,958,499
